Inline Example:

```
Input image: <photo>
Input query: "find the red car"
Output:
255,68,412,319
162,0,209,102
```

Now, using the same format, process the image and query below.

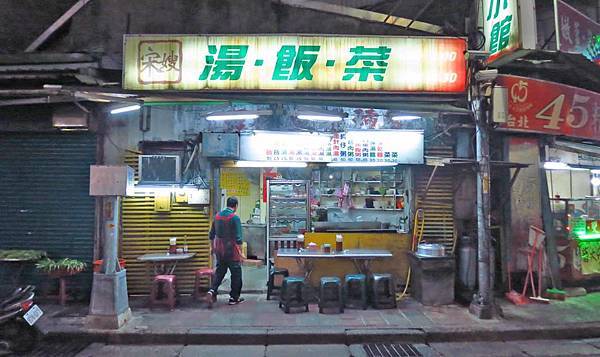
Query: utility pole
469,64,495,319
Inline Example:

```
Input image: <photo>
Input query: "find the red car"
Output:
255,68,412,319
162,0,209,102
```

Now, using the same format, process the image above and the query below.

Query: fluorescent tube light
327,162,397,167
206,110,272,121
391,115,421,121
207,114,259,121
297,114,342,122
110,104,141,114
543,162,571,170
235,161,307,168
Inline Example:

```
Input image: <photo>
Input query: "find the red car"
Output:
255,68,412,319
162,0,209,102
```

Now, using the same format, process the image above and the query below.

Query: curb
42,322,600,345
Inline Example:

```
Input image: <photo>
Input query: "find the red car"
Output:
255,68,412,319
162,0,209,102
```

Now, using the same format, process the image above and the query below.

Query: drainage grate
21,341,90,357
363,343,422,357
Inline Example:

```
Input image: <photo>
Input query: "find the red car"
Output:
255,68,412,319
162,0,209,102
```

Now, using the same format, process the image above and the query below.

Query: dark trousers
211,260,242,299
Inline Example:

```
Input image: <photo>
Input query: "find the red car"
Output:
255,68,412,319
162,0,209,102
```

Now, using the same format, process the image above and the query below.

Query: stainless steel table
276,248,392,280
136,252,196,275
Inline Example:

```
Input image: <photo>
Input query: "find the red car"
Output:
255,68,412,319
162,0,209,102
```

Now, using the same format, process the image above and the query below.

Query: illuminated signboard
239,130,424,164
481,0,537,66
496,75,600,141
554,0,600,64
123,35,467,93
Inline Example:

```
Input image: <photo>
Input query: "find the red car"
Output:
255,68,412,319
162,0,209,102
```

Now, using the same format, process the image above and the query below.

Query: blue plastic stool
279,276,309,313
344,274,367,310
370,273,397,309
319,276,343,313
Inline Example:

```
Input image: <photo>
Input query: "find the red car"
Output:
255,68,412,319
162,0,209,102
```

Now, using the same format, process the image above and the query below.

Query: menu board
220,168,250,196
240,130,423,164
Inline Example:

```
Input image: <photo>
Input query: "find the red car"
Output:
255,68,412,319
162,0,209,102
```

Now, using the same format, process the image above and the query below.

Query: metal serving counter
242,224,266,260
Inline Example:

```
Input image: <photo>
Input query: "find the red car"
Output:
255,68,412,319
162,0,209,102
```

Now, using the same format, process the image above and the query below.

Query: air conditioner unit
52,105,89,130
138,155,181,183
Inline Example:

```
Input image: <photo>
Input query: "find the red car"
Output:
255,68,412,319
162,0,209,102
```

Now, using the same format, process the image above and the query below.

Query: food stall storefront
544,143,600,282
120,33,468,292
235,129,422,286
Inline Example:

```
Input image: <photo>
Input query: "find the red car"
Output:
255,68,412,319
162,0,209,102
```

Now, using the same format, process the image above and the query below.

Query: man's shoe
205,290,216,308
228,297,245,305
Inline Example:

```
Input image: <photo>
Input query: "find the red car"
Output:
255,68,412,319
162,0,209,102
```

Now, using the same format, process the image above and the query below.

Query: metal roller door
0,133,97,293
120,154,212,295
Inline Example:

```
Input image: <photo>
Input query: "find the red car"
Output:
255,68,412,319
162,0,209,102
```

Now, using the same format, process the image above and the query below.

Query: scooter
0,285,43,353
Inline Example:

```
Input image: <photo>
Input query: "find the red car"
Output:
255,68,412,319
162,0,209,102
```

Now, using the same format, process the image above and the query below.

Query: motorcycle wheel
1,319,39,353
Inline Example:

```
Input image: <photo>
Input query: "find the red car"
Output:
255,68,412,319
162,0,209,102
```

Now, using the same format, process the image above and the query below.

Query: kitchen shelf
350,194,396,197
350,207,402,211
270,216,308,220
271,196,308,200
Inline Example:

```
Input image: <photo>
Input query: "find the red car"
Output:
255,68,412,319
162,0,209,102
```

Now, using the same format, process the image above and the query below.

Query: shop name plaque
123,35,467,93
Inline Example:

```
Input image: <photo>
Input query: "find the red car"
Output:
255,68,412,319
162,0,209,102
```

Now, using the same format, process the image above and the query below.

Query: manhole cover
363,343,422,357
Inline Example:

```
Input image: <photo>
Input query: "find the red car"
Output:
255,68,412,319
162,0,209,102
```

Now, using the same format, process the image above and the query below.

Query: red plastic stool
150,275,177,309
193,268,214,300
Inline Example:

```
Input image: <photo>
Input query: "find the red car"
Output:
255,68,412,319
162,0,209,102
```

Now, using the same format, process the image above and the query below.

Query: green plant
36,258,86,274
0,250,46,261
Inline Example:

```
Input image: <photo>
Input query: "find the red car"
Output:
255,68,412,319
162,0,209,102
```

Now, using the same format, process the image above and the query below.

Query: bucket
93,258,126,273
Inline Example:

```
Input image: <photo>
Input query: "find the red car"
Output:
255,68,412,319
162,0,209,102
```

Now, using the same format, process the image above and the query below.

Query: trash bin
407,251,455,306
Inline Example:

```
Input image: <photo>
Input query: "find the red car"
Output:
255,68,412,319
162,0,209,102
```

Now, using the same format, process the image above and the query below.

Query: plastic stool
279,276,309,313
344,274,367,310
267,260,289,300
319,276,343,313
150,275,177,310
192,268,214,300
370,273,397,309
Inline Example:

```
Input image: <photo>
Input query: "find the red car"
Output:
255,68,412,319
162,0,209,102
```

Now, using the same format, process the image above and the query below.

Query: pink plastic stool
193,268,214,300
150,274,177,309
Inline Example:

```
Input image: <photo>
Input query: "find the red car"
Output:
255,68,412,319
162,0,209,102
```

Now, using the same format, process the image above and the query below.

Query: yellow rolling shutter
416,145,456,253
119,152,212,295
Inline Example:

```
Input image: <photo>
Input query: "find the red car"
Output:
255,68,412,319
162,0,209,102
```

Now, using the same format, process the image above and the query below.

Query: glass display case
312,166,411,232
266,180,310,262
550,197,600,279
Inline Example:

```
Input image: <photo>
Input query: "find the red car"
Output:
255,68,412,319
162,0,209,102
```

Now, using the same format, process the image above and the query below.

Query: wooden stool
150,275,177,309
193,268,214,300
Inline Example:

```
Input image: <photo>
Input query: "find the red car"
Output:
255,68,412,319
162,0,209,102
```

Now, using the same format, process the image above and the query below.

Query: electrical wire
398,208,425,300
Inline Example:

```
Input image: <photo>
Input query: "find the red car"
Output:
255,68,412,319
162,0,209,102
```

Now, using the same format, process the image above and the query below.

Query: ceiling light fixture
235,161,307,168
543,162,571,170
110,104,141,114
295,108,344,122
327,162,397,167
392,115,422,121
206,110,272,121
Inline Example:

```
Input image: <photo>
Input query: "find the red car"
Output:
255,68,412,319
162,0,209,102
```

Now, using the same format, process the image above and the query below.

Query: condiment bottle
296,234,305,249
183,234,189,253
336,234,343,252
323,243,331,253
169,237,177,254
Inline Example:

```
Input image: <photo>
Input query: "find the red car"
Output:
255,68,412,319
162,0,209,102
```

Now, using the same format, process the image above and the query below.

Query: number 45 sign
497,75,600,141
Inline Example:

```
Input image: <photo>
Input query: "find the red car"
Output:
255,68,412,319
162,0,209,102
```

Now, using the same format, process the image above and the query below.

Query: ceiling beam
274,0,443,33
25,0,93,52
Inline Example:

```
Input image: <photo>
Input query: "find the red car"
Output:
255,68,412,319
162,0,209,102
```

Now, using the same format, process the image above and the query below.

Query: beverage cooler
266,180,310,264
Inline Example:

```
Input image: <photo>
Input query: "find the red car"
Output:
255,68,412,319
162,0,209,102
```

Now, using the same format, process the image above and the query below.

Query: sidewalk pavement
37,292,600,345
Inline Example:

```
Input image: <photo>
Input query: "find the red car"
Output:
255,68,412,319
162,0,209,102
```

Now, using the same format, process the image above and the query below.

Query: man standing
206,197,245,307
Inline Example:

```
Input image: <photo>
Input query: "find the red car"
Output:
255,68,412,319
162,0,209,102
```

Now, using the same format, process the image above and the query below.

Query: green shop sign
123,35,467,93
